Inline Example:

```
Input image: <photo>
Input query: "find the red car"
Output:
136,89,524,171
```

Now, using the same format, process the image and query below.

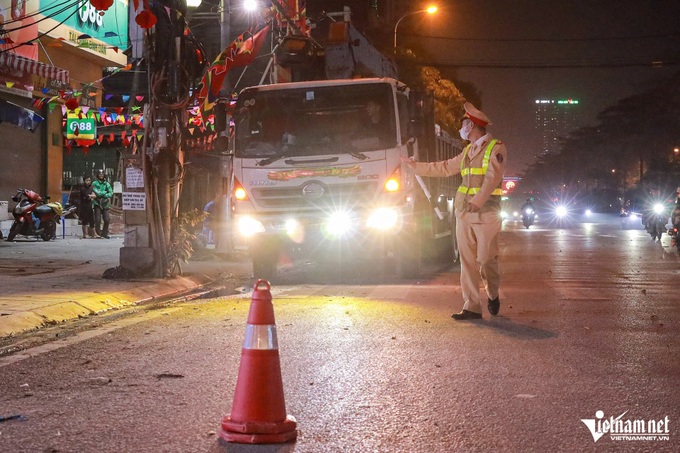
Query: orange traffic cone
220,279,297,444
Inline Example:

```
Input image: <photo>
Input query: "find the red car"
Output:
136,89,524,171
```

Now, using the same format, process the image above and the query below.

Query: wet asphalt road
0,214,678,452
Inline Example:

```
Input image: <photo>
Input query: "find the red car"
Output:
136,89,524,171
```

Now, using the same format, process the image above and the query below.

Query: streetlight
393,5,438,50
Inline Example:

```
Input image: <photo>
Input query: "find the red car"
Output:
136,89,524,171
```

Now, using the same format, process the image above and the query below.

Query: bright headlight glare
285,218,300,234
556,206,568,217
367,208,399,230
653,203,664,214
326,211,353,236
238,216,265,236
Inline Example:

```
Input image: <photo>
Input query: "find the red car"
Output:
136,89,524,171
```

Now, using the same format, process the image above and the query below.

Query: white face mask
459,122,474,140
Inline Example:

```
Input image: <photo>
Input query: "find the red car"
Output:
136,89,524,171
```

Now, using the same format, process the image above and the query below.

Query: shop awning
0,52,69,84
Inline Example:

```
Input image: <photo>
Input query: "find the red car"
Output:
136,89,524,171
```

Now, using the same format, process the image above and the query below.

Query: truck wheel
395,230,421,278
450,231,460,264
253,255,277,282
251,240,279,282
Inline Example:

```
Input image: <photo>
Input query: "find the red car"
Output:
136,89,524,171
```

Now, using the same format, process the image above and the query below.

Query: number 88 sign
78,0,104,28
66,117,97,139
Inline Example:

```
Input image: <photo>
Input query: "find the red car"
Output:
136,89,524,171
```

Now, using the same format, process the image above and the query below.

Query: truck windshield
234,83,397,158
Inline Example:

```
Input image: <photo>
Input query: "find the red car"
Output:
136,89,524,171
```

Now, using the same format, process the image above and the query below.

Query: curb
0,273,218,339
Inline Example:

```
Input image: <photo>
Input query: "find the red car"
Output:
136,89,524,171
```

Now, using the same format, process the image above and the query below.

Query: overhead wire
406,31,680,43
400,29,680,69
0,2,82,54
0,0,78,27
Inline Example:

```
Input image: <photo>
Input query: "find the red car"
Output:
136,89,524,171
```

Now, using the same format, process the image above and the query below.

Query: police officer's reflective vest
455,139,502,212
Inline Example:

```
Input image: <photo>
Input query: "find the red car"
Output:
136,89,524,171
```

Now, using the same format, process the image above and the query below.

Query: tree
520,71,680,207
394,48,467,135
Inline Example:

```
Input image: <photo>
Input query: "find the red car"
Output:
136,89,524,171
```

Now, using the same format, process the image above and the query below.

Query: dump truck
225,13,462,279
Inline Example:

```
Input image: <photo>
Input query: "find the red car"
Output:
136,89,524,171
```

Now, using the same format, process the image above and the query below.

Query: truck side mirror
214,102,228,132
408,91,426,138
407,120,425,138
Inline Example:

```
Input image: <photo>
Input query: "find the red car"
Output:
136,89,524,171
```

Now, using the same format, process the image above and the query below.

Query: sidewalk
0,234,251,339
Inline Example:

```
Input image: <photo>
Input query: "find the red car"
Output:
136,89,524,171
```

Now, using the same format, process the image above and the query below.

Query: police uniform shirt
412,133,507,211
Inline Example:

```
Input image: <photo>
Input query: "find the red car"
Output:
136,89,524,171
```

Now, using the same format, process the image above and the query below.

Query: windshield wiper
350,152,369,160
256,146,292,166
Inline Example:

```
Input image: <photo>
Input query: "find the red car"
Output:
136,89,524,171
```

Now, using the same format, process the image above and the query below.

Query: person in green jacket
92,169,113,239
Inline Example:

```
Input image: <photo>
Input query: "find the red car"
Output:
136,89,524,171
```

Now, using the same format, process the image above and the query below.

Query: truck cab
229,77,441,279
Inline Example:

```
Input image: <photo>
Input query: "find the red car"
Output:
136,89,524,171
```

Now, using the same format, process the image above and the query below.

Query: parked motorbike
522,206,536,229
5,188,77,242
644,203,668,242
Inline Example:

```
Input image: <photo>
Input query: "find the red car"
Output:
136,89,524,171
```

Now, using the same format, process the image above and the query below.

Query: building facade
534,98,581,156
0,0,128,212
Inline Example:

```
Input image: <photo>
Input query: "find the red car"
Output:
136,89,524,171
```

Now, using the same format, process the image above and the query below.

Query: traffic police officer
402,102,507,320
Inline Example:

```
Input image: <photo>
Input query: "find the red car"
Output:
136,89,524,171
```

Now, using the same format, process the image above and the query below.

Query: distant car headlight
556,206,568,218
366,207,399,230
630,213,638,221
238,216,265,237
584,209,593,217
500,210,509,219
653,203,664,214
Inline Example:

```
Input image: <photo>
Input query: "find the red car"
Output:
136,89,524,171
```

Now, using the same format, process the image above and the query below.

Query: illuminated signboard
66,115,96,139
502,180,518,194
39,0,129,48
535,99,580,105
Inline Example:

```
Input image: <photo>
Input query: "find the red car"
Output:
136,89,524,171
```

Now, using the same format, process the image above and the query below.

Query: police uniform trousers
456,210,501,313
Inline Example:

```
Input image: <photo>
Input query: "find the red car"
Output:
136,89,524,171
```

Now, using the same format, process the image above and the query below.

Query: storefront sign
39,0,129,48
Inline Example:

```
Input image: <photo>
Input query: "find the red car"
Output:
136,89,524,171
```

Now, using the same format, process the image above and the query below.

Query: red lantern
89,0,113,11
65,98,79,111
135,10,157,29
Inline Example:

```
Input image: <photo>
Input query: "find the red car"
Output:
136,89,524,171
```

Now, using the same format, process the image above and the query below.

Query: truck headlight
238,216,265,236
325,210,354,237
366,207,399,230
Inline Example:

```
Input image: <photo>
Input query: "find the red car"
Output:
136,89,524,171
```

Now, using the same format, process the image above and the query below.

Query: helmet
96,169,105,178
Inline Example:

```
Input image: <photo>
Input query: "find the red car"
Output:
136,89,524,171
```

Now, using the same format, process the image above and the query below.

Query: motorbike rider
92,169,113,239
521,197,535,214
79,175,97,238
643,187,667,241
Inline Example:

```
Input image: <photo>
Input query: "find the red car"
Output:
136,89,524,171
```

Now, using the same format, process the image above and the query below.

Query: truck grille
252,181,379,209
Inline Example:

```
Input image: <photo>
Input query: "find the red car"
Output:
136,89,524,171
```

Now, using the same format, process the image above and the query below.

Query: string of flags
60,104,220,154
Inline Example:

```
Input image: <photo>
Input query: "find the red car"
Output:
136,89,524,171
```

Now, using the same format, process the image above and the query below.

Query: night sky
397,0,680,175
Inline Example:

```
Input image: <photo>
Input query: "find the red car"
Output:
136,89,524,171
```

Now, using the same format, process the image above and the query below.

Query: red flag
196,25,270,118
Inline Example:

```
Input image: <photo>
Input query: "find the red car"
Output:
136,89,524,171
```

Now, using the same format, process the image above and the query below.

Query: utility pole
121,1,189,278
